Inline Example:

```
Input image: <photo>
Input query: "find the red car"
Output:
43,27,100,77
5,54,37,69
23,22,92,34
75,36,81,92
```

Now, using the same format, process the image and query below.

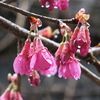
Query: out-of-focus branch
0,2,77,24
80,63,100,86
1,0,17,3
0,33,15,52
0,15,100,85
91,46,100,56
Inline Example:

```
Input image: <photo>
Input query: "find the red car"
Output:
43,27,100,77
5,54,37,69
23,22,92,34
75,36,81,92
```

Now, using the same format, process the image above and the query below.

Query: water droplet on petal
87,62,90,65
54,6,57,9
41,5,44,8
47,74,51,77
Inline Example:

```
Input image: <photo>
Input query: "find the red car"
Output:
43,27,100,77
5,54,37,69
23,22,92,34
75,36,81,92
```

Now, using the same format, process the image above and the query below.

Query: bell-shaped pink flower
13,39,31,75
10,90,23,100
60,42,70,63
55,42,71,66
55,42,81,80
70,25,91,56
30,36,57,76
58,58,81,80
28,70,40,86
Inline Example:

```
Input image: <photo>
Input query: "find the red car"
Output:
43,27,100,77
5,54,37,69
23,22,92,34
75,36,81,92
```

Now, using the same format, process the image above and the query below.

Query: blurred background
0,0,100,100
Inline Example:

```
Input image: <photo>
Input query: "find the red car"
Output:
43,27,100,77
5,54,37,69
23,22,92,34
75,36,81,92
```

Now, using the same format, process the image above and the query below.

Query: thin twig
0,15,59,53
0,15,100,86
0,2,77,24
77,50,100,73
2,0,17,3
91,47,100,56
80,63,100,86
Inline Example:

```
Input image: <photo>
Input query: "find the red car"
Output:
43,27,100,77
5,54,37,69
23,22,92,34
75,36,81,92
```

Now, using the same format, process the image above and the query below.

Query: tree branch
0,2,77,24
0,15,100,86
76,50,100,73
80,63,100,86
2,0,17,3
91,47,100,56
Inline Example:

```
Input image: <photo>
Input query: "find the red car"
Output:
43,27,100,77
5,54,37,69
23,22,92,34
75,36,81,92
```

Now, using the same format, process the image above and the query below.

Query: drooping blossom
30,35,57,76
80,27,91,56
70,25,91,56
55,43,64,67
0,74,23,100
55,42,81,80
58,57,81,80
9,90,23,100
13,39,31,75
70,27,79,53
28,70,40,86
39,0,69,11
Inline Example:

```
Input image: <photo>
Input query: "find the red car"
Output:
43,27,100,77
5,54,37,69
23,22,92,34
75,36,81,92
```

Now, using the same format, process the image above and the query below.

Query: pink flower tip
28,71,40,86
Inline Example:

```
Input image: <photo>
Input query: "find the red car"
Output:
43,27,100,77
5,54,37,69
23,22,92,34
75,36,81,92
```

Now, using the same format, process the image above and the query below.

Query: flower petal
68,59,81,80
36,50,52,70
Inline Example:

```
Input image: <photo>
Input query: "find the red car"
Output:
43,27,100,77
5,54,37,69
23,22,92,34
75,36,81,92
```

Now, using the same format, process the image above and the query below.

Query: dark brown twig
0,2,77,24
2,0,17,3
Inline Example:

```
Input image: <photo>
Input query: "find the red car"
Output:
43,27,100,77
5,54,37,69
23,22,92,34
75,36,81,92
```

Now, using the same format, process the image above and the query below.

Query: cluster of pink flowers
0,74,23,100
39,0,69,11
70,8,91,56
13,16,57,86
0,89,23,100
13,35,57,86
13,8,91,86
55,42,81,80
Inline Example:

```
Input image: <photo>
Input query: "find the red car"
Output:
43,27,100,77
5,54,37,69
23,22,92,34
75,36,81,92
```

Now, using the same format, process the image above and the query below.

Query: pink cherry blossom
70,25,91,56
80,27,91,56
13,39,31,75
55,43,64,67
30,36,57,76
39,0,69,11
10,90,23,100
55,42,81,80
70,27,79,53
58,58,81,80
28,70,40,86
55,42,71,66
